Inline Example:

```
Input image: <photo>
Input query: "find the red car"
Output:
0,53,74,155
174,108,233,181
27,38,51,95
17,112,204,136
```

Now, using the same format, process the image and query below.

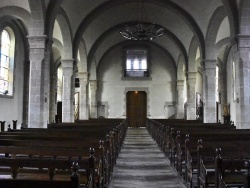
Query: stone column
79,72,89,119
44,40,53,124
236,35,250,128
176,80,184,119
22,60,30,126
61,59,74,122
89,80,97,118
27,35,48,128
49,67,57,123
187,72,197,120
203,59,217,123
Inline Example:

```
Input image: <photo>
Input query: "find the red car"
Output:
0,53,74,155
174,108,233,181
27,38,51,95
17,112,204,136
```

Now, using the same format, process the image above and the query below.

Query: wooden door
126,91,147,127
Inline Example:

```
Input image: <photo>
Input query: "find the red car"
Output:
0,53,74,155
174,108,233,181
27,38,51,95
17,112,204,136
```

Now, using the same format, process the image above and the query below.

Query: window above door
123,48,152,80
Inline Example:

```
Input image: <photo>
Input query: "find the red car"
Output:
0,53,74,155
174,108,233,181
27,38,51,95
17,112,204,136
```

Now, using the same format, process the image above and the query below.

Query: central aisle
108,127,186,188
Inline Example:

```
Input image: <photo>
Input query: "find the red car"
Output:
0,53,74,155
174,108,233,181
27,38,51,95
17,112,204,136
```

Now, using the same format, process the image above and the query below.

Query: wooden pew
198,146,250,188
180,132,250,187
0,120,127,188
146,119,250,188
0,159,81,188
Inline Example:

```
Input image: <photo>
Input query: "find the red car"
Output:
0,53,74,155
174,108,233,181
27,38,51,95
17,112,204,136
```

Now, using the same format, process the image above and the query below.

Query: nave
109,127,186,188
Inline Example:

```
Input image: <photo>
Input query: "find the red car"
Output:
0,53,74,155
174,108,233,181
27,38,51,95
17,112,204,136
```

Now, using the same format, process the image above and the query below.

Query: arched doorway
126,91,147,127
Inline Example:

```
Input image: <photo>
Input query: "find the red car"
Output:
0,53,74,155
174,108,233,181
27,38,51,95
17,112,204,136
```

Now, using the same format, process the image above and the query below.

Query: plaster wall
97,45,176,119
0,36,25,130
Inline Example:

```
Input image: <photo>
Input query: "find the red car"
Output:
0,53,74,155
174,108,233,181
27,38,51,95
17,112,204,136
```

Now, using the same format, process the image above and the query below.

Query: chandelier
120,22,165,41
119,1,164,40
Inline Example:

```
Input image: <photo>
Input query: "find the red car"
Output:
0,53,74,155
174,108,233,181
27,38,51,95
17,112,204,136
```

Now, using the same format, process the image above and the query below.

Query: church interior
0,0,250,187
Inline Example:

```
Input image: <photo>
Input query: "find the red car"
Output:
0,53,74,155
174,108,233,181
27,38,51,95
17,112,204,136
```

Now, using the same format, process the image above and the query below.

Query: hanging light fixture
120,1,165,40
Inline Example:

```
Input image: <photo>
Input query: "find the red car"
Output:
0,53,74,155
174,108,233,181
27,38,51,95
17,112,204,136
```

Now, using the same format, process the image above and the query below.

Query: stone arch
221,0,238,35
78,39,88,72
28,0,45,36
177,54,186,81
97,40,177,77
188,36,201,72
0,18,30,126
206,6,229,59
89,57,97,80
52,38,63,62
73,0,205,60
87,22,187,72
55,12,73,60
45,1,64,41
0,7,31,35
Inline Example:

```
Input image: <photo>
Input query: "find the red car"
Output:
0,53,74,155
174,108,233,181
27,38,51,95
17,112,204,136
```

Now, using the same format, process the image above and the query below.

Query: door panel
126,91,147,127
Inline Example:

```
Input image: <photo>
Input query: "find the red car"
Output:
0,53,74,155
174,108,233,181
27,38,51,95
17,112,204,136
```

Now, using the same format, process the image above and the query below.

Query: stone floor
108,127,187,188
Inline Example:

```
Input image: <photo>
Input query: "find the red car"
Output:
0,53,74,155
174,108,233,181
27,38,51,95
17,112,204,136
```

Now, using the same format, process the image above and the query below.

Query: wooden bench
0,119,128,188
0,158,81,188
147,119,250,188
198,146,250,188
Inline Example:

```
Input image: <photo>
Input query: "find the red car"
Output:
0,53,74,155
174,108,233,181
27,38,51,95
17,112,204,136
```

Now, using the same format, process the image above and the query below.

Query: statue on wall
197,99,203,122
223,104,230,124
223,104,229,116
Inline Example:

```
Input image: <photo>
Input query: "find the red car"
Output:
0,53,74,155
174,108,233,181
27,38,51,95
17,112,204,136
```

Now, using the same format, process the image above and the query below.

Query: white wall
0,35,25,130
97,44,176,119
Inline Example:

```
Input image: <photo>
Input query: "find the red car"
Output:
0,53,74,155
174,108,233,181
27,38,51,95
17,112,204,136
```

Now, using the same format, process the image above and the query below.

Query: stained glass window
0,30,10,94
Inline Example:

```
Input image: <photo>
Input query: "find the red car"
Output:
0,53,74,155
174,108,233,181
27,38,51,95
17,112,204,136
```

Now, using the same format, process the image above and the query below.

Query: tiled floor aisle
108,127,187,188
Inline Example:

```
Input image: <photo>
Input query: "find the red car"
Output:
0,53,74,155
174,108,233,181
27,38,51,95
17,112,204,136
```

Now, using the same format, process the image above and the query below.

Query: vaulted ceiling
4,0,236,70
58,0,233,69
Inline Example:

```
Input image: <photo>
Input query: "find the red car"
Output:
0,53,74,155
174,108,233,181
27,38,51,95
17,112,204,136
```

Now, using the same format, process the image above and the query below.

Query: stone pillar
236,35,250,128
203,59,217,123
44,40,53,124
22,60,30,126
61,59,74,122
176,80,184,119
79,72,89,119
187,72,197,120
49,67,57,123
89,80,97,118
27,35,48,128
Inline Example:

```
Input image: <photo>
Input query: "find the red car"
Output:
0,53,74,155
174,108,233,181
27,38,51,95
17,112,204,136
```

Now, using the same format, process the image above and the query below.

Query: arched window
0,28,15,96
216,66,219,102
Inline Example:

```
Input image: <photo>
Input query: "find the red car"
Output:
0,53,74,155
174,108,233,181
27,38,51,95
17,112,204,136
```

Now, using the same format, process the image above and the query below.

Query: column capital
237,34,250,48
61,59,74,77
188,72,197,79
27,35,47,49
78,72,89,80
177,80,184,86
79,72,89,86
89,80,98,90
61,59,75,67
89,80,97,85
202,59,217,69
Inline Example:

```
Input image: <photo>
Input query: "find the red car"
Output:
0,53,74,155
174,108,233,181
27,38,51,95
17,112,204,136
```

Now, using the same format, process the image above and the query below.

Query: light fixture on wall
119,1,164,40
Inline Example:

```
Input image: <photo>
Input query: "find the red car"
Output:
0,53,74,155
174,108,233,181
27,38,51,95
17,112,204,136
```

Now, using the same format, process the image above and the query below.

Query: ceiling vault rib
72,0,205,60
